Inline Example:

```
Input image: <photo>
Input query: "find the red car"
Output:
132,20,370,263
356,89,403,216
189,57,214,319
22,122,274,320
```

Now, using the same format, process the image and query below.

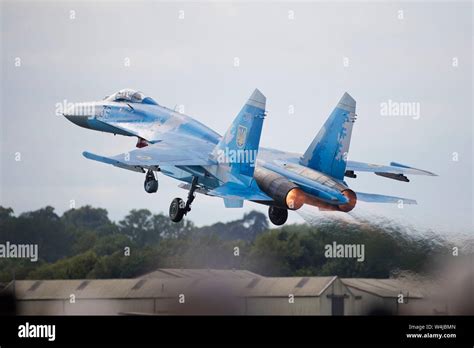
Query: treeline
0,205,447,282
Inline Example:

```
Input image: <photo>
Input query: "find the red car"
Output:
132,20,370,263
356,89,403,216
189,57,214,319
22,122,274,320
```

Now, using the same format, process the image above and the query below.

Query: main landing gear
268,206,288,226
169,176,198,223
144,169,158,193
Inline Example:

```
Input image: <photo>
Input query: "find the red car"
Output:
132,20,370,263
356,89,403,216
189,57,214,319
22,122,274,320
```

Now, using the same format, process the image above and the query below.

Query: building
0,268,438,315
342,278,424,315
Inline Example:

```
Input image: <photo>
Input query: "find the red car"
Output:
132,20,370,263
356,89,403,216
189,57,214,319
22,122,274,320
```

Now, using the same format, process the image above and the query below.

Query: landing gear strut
169,176,198,223
268,206,288,226
144,169,158,193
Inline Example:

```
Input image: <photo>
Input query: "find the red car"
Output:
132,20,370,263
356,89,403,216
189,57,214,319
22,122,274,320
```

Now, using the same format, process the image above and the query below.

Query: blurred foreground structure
0,268,468,315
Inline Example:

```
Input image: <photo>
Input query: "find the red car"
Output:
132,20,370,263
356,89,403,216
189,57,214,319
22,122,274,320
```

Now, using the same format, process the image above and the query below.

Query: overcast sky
1,1,472,234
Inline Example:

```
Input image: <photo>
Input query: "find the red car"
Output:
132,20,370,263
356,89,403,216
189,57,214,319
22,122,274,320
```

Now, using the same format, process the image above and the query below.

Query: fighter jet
63,88,436,225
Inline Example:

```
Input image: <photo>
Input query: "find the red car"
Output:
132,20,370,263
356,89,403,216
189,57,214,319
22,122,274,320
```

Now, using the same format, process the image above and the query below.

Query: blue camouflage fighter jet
63,89,436,225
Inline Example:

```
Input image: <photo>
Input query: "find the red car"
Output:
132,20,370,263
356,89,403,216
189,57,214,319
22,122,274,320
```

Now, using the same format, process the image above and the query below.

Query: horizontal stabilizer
389,162,437,176
356,191,417,205
347,160,437,177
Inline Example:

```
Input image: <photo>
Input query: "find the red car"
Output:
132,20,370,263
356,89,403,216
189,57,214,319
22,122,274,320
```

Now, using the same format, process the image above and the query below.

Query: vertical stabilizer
300,92,356,180
213,89,266,180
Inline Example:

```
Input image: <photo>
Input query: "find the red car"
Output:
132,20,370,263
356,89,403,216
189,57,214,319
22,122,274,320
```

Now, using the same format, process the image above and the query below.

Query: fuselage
63,96,352,209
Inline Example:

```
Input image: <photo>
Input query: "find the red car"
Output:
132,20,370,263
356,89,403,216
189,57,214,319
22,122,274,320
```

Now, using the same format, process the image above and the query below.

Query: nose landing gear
169,176,198,223
144,169,158,193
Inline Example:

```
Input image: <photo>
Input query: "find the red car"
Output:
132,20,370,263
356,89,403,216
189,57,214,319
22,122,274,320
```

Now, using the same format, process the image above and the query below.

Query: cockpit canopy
105,89,158,105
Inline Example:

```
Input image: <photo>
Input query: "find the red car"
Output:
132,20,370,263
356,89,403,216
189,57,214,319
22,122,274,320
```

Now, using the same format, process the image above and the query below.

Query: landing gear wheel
268,206,288,226
144,170,158,193
169,176,199,223
144,179,158,193
169,198,185,222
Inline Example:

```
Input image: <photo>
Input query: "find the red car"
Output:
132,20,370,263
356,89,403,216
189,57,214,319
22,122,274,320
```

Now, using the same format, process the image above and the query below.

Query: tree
62,206,116,235
0,206,14,221
14,206,73,262
0,205,447,281
29,251,99,279
119,209,153,245
93,234,135,256
197,211,268,241
156,214,194,240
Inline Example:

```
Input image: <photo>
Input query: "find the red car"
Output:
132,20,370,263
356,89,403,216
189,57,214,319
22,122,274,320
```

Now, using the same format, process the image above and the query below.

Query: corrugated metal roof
9,278,249,300
242,277,336,297
138,268,261,279
12,279,85,300
3,271,425,300
342,278,424,298
8,276,336,300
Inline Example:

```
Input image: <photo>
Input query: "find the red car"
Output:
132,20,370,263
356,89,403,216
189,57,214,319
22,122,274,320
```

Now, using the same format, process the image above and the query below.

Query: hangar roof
6,278,250,300
138,268,261,280
242,276,337,297
1,268,425,300
5,276,338,300
342,278,424,298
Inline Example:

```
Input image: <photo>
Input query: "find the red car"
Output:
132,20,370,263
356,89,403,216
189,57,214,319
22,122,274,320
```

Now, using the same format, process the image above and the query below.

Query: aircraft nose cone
63,114,91,128
62,102,98,129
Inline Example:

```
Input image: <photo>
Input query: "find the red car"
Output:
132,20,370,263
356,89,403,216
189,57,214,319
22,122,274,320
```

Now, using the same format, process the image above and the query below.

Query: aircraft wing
83,135,216,172
346,160,437,181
